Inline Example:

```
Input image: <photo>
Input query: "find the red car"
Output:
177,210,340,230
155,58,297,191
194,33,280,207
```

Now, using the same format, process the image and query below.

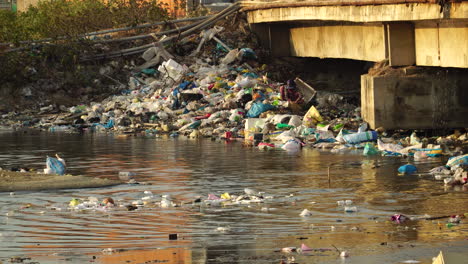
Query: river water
0,132,467,264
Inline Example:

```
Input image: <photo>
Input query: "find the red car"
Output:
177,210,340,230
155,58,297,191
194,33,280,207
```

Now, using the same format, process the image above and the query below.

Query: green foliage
0,0,172,42
0,10,23,43
0,0,177,92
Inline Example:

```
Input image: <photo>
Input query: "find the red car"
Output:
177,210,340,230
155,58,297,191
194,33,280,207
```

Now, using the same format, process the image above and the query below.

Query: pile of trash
0,14,467,189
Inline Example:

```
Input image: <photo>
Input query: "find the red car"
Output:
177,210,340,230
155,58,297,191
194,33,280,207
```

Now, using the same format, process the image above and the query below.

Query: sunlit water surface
0,132,467,264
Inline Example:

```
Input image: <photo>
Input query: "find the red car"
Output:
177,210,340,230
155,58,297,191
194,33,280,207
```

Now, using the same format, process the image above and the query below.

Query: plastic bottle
49,126,73,132
343,131,378,144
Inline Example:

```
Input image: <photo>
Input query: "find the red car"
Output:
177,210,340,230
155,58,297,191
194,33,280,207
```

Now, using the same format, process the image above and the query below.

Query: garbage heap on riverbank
0,10,467,187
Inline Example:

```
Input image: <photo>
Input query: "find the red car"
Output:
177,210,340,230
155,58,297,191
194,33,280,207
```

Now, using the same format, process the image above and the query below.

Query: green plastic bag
363,143,380,155
276,123,294,130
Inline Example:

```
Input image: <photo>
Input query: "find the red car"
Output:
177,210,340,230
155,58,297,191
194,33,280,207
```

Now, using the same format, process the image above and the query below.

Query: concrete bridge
242,0,468,130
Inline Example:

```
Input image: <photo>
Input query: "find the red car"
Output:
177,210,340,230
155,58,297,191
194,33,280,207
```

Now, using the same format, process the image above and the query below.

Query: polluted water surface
0,133,467,264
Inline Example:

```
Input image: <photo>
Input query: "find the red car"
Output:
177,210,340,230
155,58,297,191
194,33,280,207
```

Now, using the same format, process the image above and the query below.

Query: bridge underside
251,20,468,68
246,2,468,129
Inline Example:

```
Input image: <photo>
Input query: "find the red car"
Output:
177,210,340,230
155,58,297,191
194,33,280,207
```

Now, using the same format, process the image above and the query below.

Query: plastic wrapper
303,106,323,127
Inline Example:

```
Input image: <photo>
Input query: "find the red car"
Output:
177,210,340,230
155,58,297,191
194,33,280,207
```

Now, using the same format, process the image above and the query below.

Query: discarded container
398,164,418,174
343,131,378,144
294,78,317,107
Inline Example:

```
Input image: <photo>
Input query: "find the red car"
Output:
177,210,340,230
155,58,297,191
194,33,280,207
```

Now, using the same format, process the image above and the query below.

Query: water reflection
0,132,466,264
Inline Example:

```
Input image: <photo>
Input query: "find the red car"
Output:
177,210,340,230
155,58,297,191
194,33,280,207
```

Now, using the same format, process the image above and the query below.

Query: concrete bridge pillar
386,23,416,66
361,69,468,130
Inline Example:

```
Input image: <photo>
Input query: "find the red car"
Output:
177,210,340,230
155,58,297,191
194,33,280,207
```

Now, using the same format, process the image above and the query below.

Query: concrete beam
387,23,416,66
361,72,468,129
290,24,386,62
415,21,468,68
246,2,468,24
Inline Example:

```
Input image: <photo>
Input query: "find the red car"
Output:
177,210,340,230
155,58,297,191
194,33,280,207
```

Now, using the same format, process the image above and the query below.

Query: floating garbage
300,243,313,252
363,143,380,155
337,200,353,206
44,154,66,175
281,247,297,253
282,139,302,152
446,154,468,168
344,206,358,213
398,164,418,174
300,209,312,217
391,214,407,223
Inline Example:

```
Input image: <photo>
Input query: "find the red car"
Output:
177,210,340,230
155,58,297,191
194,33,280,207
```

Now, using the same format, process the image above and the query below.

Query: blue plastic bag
398,164,417,174
240,48,257,60
246,102,275,118
446,154,468,168
46,156,66,175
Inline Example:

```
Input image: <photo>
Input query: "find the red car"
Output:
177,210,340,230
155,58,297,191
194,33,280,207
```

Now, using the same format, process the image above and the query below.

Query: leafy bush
0,0,179,43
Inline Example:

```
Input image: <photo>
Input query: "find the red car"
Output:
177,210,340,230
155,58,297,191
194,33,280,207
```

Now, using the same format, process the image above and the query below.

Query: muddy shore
0,170,121,192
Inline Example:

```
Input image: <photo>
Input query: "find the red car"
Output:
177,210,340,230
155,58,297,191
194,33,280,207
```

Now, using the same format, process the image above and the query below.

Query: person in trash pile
280,79,304,103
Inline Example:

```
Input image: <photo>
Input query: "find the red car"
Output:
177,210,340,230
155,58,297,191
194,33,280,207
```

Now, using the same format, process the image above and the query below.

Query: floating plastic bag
246,102,274,118
446,154,468,168
363,143,380,155
398,164,417,174
281,139,302,152
377,139,404,154
45,156,66,175
303,106,323,127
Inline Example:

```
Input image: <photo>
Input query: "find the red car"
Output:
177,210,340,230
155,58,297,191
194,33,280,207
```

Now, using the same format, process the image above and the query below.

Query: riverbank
0,170,121,192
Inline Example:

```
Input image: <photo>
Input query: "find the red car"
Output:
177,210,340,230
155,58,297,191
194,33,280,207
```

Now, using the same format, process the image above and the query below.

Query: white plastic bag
221,49,239,65
282,139,302,152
